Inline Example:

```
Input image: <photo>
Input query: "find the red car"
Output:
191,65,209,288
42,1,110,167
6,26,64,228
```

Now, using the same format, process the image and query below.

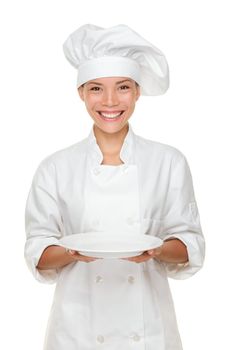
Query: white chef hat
63,24,169,96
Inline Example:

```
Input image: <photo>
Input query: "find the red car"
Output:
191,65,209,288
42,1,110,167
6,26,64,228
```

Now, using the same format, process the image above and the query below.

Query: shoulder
134,133,186,164
35,136,89,174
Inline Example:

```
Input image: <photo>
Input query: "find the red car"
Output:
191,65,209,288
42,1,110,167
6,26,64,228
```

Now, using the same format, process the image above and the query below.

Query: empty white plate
59,232,163,258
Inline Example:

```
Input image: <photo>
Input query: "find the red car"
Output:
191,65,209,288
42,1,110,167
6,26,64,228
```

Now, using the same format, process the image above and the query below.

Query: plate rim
59,232,163,254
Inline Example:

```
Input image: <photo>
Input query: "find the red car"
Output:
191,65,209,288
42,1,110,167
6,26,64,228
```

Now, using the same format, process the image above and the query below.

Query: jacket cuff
162,233,205,280
24,237,61,284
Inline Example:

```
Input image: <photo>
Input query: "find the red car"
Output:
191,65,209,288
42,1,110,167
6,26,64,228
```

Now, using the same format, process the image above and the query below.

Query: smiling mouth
97,111,124,119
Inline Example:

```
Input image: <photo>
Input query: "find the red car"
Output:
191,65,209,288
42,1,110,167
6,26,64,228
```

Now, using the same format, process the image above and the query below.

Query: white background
0,1,232,349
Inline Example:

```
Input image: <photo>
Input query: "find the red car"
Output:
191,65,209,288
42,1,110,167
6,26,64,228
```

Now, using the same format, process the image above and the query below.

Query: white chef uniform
25,123,205,350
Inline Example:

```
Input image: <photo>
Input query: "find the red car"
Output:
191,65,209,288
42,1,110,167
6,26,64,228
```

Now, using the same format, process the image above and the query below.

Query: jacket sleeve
24,159,63,284
160,154,205,280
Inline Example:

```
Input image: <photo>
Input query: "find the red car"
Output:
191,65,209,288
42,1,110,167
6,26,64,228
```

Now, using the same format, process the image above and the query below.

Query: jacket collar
87,123,135,167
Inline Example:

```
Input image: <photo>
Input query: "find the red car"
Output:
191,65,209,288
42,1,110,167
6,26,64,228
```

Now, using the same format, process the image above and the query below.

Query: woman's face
78,77,140,134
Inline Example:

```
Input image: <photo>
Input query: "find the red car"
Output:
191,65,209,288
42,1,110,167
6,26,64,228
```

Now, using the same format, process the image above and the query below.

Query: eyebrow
116,79,133,85
86,79,133,86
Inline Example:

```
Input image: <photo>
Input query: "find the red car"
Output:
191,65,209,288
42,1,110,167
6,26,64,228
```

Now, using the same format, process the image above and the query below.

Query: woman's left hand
123,239,188,264
123,245,164,263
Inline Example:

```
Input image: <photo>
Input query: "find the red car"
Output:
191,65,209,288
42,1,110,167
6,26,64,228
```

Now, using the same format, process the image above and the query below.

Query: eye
119,85,130,90
90,86,101,91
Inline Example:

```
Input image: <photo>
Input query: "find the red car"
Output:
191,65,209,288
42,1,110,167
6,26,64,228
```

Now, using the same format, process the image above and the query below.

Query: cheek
126,97,136,110
84,96,98,109
89,94,103,104
120,94,134,105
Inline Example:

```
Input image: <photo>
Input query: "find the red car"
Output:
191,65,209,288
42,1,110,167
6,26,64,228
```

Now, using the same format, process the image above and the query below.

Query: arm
125,154,204,278
125,238,188,264
25,160,93,282
153,238,188,263
37,245,96,270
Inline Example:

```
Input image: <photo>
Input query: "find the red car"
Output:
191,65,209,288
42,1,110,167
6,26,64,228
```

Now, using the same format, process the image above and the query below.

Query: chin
94,122,128,134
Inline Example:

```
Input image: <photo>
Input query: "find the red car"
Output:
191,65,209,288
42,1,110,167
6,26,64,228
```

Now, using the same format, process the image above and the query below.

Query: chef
24,24,205,350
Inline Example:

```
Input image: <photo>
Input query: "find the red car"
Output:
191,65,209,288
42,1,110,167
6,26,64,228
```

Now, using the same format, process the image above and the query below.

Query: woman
25,24,205,350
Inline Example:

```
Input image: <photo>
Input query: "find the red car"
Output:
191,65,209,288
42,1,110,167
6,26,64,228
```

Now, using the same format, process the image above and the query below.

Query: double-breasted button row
96,334,105,343
95,275,104,283
96,333,141,344
93,168,101,176
130,333,141,341
128,275,135,284
95,275,135,284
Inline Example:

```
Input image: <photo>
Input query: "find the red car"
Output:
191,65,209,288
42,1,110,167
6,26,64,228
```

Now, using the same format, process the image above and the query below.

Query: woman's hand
37,245,98,270
123,238,188,264
66,249,98,263
123,246,163,263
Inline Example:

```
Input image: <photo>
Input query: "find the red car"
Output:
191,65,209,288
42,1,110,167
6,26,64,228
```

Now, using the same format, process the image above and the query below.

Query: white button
127,217,134,225
95,275,104,283
130,333,141,342
128,275,135,284
96,335,105,343
133,334,140,342
93,168,101,175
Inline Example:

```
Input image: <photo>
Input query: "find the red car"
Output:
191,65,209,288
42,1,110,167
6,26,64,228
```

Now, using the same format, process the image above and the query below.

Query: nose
102,89,119,107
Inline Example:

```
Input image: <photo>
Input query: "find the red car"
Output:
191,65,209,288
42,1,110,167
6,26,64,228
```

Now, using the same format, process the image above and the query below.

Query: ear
78,86,84,101
135,85,141,101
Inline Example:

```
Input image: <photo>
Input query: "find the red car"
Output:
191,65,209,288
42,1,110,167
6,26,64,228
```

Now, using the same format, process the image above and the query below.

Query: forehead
85,77,135,85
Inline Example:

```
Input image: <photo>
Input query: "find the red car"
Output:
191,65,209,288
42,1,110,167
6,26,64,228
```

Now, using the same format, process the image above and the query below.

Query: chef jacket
25,123,205,350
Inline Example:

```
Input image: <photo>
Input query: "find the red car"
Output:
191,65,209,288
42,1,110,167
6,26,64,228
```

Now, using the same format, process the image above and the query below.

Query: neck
93,123,129,156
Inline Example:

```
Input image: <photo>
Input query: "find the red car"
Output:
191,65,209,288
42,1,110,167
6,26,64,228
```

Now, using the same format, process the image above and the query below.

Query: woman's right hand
37,245,97,270
66,249,97,263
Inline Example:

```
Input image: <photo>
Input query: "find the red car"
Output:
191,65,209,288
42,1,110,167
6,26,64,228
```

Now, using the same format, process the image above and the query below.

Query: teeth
100,112,122,118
